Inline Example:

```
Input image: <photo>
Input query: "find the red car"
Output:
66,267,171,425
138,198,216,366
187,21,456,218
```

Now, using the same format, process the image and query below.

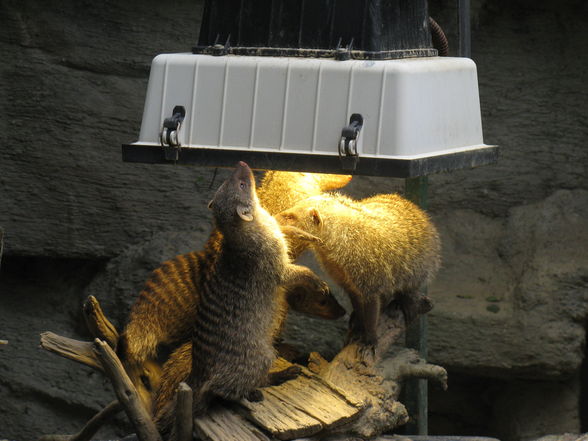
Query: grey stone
85,229,212,329
428,190,588,379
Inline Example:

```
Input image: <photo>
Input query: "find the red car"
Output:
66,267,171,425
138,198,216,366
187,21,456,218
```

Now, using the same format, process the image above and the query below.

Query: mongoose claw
246,389,264,402
357,343,377,364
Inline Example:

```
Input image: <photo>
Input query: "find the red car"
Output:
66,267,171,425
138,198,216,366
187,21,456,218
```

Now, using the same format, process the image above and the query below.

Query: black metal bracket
338,113,363,171
160,105,186,161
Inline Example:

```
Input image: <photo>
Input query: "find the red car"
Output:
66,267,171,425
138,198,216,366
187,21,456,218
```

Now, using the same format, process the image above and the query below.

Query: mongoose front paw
247,389,264,402
319,281,331,296
357,343,377,364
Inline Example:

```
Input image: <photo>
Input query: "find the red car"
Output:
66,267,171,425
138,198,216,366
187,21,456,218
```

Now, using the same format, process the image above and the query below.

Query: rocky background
0,0,587,440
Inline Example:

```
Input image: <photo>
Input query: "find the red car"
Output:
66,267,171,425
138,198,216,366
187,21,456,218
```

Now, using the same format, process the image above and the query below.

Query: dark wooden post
403,175,429,435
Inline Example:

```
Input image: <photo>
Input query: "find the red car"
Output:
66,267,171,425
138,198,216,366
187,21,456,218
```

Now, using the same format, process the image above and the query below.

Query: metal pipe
404,176,429,435
458,0,471,58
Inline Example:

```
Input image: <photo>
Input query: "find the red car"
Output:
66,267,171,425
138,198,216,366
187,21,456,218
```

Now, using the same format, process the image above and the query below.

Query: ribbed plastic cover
136,54,486,159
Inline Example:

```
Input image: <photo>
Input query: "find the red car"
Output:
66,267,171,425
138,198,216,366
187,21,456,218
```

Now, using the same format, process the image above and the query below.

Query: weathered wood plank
194,405,271,441
40,332,103,372
264,373,359,429
241,389,323,440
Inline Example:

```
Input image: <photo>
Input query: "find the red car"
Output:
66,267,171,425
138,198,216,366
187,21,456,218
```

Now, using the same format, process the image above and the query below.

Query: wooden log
38,400,122,441
40,332,103,372
194,405,271,441
83,295,119,349
307,309,411,438
174,382,193,441
0,339,7,345
92,339,162,441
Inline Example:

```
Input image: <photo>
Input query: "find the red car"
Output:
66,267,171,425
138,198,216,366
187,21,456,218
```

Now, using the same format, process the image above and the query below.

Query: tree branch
38,400,122,441
93,339,162,441
174,382,193,441
40,332,103,372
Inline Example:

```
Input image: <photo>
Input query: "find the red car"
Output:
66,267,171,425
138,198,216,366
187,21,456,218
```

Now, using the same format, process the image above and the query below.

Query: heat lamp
122,0,497,178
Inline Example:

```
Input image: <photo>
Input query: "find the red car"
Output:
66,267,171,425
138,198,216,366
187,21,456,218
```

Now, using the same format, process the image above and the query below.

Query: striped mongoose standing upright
117,170,351,414
154,162,331,431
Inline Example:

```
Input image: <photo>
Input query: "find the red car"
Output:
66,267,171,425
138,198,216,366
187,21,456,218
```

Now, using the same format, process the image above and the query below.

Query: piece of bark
40,332,103,372
194,405,271,441
264,372,359,429
240,357,365,440
93,339,162,441
38,400,122,441
83,295,119,349
174,382,193,441
241,388,323,440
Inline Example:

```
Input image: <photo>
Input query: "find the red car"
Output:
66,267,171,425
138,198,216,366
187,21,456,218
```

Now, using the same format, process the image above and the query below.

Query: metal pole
458,0,471,58
403,176,429,435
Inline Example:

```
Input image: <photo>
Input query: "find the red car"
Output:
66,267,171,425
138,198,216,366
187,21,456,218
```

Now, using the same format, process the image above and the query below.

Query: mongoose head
208,161,259,227
124,359,164,415
275,205,323,235
285,284,346,319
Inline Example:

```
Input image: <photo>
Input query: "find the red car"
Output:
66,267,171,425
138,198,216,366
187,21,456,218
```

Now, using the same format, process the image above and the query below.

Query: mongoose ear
237,205,254,222
309,208,322,227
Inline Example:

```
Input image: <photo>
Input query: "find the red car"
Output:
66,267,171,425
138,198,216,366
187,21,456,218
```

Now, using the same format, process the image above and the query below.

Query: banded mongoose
155,162,330,429
257,171,352,215
119,170,350,369
117,233,341,414
117,171,348,413
275,192,441,346
151,283,345,420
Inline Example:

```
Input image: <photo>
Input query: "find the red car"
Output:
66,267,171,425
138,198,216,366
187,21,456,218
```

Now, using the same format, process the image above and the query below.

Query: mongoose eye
140,374,152,391
239,181,245,189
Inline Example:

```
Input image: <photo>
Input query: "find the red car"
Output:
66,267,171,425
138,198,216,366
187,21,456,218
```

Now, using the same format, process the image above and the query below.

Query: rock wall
0,0,587,440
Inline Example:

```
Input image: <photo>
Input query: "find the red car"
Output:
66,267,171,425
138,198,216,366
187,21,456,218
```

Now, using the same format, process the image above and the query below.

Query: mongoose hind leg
388,291,433,326
246,389,264,402
360,295,381,347
345,288,381,348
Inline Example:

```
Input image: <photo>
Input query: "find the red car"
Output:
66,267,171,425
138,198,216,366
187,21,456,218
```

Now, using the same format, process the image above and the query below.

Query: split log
38,400,122,441
83,295,119,349
92,339,162,441
40,332,103,372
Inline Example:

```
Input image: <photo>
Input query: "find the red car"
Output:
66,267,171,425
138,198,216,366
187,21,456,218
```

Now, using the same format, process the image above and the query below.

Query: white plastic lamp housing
126,53,496,176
